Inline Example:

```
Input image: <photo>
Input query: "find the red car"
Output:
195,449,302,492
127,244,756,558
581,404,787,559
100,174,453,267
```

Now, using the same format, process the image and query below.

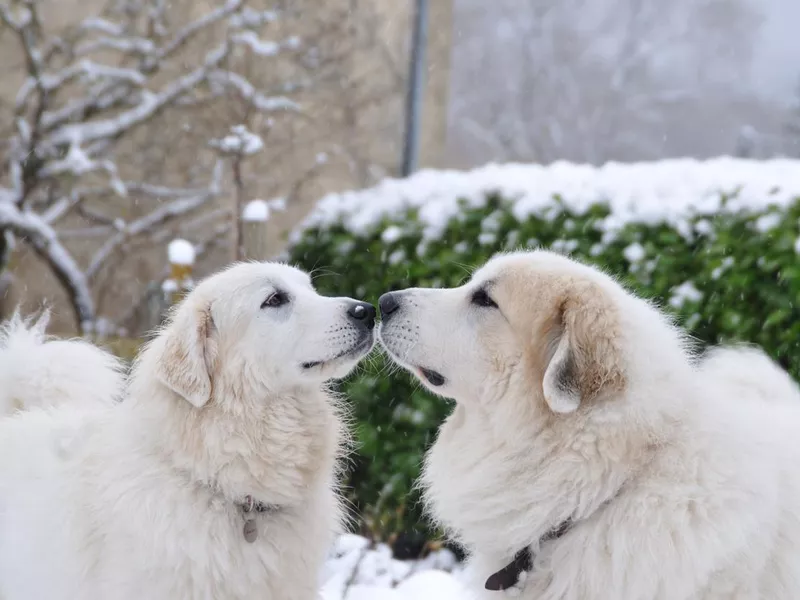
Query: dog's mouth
417,367,446,387
301,334,374,370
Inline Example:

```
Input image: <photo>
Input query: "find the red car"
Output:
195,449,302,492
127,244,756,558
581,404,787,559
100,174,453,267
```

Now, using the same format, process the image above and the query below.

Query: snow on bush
287,157,800,543
292,158,800,243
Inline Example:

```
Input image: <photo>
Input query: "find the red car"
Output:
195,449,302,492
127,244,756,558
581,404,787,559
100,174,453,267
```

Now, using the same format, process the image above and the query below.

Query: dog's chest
82,503,328,600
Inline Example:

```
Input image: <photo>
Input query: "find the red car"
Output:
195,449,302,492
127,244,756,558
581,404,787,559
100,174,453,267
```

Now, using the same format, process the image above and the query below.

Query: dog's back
698,345,800,405
0,313,125,415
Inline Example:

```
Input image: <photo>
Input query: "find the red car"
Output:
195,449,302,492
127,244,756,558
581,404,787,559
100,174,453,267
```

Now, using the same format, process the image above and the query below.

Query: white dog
0,262,376,600
378,250,800,600
0,311,125,414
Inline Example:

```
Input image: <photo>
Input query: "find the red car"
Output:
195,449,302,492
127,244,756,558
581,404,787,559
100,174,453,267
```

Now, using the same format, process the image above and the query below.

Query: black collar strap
485,518,573,591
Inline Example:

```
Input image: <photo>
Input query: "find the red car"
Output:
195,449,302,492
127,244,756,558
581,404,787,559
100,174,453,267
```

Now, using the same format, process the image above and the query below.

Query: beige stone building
0,0,454,335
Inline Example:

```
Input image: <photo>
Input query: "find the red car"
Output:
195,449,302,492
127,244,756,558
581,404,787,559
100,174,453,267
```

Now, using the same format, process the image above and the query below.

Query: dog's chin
301,333,375,379
377,332,447,389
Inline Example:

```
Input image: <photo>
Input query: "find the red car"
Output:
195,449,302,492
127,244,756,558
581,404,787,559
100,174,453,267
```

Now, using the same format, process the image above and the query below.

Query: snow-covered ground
320,534,470,600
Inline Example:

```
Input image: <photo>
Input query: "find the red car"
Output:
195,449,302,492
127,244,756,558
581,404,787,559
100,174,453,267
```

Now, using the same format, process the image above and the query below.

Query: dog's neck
423,388,666,559
125,374,342,509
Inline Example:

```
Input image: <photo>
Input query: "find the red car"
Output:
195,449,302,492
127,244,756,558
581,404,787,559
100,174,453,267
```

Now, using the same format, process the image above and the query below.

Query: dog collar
235,494,280,543
485,518,573,591
235,494,278,514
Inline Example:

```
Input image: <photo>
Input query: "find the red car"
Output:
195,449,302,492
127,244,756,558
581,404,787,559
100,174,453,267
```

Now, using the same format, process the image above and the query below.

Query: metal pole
401,0,428,177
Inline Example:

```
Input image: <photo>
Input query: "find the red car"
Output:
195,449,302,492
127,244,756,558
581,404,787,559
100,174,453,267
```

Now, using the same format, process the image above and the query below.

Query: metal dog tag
243,517,258,543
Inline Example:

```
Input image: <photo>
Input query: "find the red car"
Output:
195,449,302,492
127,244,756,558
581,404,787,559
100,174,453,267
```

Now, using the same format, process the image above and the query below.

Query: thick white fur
698,345,800,405
379,250,800,600
0,311,125,414
0,262,374,600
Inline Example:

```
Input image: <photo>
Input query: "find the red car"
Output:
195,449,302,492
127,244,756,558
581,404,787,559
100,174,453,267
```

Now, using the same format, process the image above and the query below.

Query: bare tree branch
0,201,94,328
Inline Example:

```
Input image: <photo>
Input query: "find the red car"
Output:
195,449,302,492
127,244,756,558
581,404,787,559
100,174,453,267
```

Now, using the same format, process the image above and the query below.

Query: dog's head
378,250,631,414
153,262,375,408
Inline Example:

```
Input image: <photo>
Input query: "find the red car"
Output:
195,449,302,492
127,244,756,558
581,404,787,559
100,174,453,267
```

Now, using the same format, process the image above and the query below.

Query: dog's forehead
207,262,312,293
263,263,313,289
472,252,583,300
473,252,548,285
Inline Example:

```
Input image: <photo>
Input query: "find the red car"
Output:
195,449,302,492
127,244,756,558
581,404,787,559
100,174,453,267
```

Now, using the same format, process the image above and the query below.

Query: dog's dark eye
471,288,498,308
261,291,288,309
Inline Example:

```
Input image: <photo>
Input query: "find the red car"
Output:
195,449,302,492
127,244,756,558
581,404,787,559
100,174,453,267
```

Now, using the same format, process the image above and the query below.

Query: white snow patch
168,239,196,266
290,158,800,245
381,226,403,244
268,197,287,212
711,256,735,280
694,219,714,236
229,7,278,28
623,242,646,263
209,124,263,155
669,281,703,309
242,199,269,222
233,31,280,56
754,212,782,233
320,534,466,600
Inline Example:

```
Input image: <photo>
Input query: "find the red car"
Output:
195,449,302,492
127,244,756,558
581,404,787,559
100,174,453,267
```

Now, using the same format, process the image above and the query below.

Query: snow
754,212,781,233
243,199,269,222
268,197,287,211
623,242,646,263
669,281,704,309
319,534,468,600
381,226,403,244
207,71,300,112
290,158,800,246
209,124,264,155
233,31,280,56
167,239,196,266
228,7,279,28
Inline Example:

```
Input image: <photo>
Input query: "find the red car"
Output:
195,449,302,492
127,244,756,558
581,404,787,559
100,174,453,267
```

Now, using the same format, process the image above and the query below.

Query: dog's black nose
347,301,376,329
379,292,401,321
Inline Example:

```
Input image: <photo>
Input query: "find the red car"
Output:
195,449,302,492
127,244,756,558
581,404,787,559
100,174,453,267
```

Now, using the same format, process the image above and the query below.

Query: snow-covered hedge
288,158,800,543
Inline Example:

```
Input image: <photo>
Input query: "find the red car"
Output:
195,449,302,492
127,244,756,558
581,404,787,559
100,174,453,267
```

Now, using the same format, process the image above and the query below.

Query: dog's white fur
698,345,800,405
0,311,125,414
379,250,800,599
0,262,374,600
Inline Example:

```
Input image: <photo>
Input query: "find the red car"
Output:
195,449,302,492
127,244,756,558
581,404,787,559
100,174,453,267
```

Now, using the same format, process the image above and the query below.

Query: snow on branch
85,159,223,280
0,0,312,332
207,70,300,112
0,201,95,330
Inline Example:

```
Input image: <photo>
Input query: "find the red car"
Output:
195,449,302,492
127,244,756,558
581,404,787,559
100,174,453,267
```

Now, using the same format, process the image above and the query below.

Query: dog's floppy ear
542,284,625,414
155,301,218,408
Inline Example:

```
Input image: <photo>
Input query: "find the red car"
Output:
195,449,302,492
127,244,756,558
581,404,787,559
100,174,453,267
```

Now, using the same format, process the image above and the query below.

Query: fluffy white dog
0,262,376,600
378,250,800,600
0,311,125,414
